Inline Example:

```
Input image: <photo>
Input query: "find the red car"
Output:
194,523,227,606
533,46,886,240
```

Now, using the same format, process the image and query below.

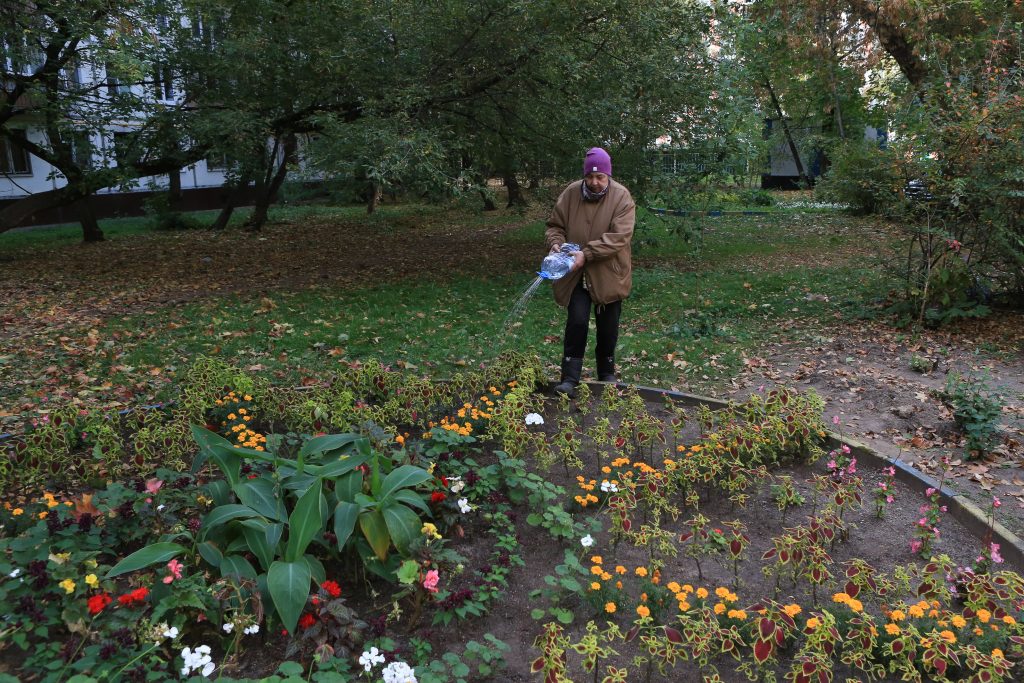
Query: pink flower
827,460,837,471
886,495,895,503
832,415,840,426
910,540,923,554
940,506,947,513
926,487,936,497
145,478,164,495
163,558,184,584
841,444,850,455
990,543,1003,564
885,467,895,476
918,518,928,527
422,569,439,593
846,458,857,475
993,497,1001,508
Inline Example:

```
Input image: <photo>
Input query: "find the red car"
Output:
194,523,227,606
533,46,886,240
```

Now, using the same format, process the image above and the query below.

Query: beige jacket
544,179,635,306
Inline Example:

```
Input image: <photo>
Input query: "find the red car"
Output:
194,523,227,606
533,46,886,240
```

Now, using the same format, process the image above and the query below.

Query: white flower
449,477,465,493
222,622,233,633
8,568,20,578
180,644,215,678
457,498,472,513
600,480,618,493
359,646,386,672
243,624,259,635
382,660,418,683
525,412,544,426
157,504,166,511
162,626,179,639
580,534,594,548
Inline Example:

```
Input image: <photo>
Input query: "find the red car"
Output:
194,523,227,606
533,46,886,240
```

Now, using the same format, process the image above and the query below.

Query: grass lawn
0,196,897,419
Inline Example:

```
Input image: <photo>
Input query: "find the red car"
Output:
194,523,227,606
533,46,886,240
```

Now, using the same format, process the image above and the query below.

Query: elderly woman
545,147,635,395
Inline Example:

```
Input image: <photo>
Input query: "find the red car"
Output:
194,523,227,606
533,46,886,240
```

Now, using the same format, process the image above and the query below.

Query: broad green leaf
106,543,186,578
378,465,432,503
219,555,257,581
190,425,241,486
396,559,419,585
334,470,363,503
243,526,274,571
308,453,367,479
234,479,285,521
265,522,284,550
382,504,421,554
390,488,431,515
302,554,326,585
359,510,391,561
268,560,312,634
201,504,259,536
197,541,223,568
332,501,359,551
284,479,323,562
298,433,363,460
205,479,232,507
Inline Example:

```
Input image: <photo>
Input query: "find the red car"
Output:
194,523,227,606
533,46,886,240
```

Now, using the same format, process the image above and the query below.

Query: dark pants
563,280,621,364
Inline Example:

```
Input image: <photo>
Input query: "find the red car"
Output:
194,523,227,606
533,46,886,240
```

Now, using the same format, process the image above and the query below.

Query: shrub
814,141,901,215
941,372,1004,456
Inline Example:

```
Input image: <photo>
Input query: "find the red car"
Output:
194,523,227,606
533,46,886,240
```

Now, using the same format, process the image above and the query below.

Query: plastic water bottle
539,242,581,280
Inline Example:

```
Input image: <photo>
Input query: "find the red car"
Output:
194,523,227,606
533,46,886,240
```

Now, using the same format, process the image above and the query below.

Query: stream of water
499,275,546,344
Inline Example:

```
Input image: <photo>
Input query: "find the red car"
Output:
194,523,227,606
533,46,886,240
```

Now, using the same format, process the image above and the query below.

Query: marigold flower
783,604,801,618
727,609,747,620
885,623,900,635
951,615,966,628
667,582,681,594
992,648,1004,660
590,556,602,565
806,617,820,630
714,603,726,615
591,582,602,591
615,566,627,575
890,609,906,622
939,630,956,644
678,600,691,611
600,572,612,581
847,599,864,613
38,511,47,519
636,605,650,618
715,587,730,599
908,605,925,618
832,592,851,604
635,567,648,577
591,566,603,576
977,608,991,623
1002,615,1016,625
12,508,23,516
696,587,708,599
605,602,616,614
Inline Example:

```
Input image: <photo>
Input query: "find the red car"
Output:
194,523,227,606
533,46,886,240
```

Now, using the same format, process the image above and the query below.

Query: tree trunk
366,182,381,214
246,134,297,232
846,0,929,89
75,195,104,242
505,173,525,208
210,176,250,230
168,169,183,211
765,78,811,187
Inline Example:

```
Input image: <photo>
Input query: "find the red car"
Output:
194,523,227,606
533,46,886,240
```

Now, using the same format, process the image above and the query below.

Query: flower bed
1,356,1021,682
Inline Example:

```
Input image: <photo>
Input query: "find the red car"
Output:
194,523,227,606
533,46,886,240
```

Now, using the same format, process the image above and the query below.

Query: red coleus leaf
758,619,776,641
679,532,693,543
845,582,859,598
622,519,631,532
664,627,683,644
531,658,545,673
892,640,904,654
762,548,777,560
625,626,639,642
730,540,742,556
753,639,773,664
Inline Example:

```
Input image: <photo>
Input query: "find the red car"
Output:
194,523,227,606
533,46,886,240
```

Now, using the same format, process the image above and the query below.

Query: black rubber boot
597,356,616,383
553,357,583,396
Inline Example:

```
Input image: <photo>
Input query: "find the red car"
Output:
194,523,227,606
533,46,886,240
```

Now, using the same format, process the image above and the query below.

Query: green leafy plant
941,372,1004,456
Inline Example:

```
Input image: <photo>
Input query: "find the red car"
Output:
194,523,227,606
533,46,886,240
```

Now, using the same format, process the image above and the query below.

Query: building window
152,64,174,100
69,131,93,169
112,131,139,167
106,63,132,96
0,130,33,175
205,152,229,171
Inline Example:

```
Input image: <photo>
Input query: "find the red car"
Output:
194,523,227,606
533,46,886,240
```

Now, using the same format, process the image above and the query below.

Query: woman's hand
570,251,585,270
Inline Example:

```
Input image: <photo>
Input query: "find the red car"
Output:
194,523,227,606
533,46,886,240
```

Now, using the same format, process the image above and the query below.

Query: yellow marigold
591,566,603,576
421,523,441,540
885,623,901,635
974,627,984,636
990,624,999,632
806,617,820,630
677,445,686,452
715,587,731,599
227,413,236,420
977,609,991,624
992,648,1004,660
11,508,22,516
635,567,648,577
615,581,623,589
591,582,602,591
696,587,709,599
939,630,956,644
601,572,612,581
601,466,611,474
243,395,252,401
681,584,693,594
1003,615,1016,625
848,599,864,613
59,578,76,594
714,603,726,615
783,604,802,618
908,605,925,619
727,609,747,620
640,593,648,602
395,435,405,445
605,602,616,614
832,592,851,605
38,511,47,519
951,615,967,628
636,605,650,618
678,600,691,611
890,609,906,622
667,582,681,594
591,556,603,565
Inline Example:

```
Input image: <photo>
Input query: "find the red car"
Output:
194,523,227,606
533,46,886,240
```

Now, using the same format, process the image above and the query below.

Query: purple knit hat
583,147,612,177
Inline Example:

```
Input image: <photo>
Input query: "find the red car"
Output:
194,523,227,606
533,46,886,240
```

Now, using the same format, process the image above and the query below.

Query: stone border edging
648,207,772,218
551,380,1024,570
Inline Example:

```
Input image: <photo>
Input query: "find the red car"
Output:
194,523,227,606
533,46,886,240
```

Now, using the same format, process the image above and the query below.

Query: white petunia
222,622,233,633
580,534,594,548
600,480,618,493
457,498,472,513
525,412,544,425
157,504,166,511
243,624,260,635
449,477,465,493
180,644,215,678
359,646,386,672
8,568,20,578
163,626,179,639
382,660,418,683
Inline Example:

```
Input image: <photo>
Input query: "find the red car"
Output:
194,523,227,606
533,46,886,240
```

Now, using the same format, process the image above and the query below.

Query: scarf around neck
581,180,609,202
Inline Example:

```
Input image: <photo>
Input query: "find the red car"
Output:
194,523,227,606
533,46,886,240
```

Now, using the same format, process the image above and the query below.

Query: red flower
430,491,447,504
117,587,149,607
87,593,112,615
310,596,320,606
298,613,316,630
321,580,341,598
